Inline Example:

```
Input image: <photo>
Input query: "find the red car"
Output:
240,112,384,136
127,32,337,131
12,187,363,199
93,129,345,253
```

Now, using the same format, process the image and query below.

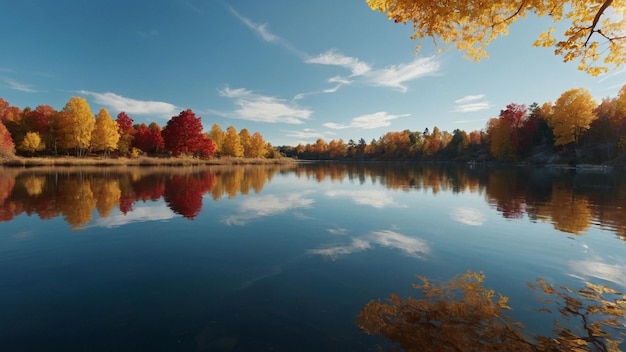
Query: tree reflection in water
0,165,291,228
0,164,625,237
357,271,626,352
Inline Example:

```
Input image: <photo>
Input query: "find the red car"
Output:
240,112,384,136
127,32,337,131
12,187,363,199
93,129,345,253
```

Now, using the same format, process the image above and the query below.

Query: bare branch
584,0,614,47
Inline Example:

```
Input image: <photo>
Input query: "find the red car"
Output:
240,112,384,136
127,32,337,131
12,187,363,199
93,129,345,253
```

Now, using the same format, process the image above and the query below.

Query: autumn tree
133,122,164,154
222,126,244,157
445,129,470,159
328,139,348,159
19,132,44,156
209,124,225,156
91,108,119,157
22,105,56,154
366,0,626,75
196,134,216,159
249,132,267,158
239,128,252,157
0,120,15,157
116,112,135,155
57,97,95,156
487,118,516,161
549,88,598,155
132,123,153,153
149,122,165,153
162,109,205,157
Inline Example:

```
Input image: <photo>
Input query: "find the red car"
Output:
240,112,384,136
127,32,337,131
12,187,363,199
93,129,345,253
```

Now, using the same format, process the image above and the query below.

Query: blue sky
1,0,625,146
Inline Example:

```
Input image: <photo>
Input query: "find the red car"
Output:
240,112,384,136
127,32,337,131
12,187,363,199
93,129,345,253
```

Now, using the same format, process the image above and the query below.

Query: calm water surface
0,163,625,351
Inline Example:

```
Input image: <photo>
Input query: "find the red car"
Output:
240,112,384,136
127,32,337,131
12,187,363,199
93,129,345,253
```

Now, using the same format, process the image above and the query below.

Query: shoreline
0,156,296,168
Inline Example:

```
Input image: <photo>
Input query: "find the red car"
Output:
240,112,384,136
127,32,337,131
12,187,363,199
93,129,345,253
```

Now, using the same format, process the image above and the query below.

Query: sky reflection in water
0,163,625,351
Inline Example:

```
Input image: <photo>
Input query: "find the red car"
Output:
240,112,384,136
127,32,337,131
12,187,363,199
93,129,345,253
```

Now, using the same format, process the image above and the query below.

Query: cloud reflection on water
93,204,175,228
451,207,487,226
222,191,314,226
325,189,406,208
310,230,429,260
569,259,626,289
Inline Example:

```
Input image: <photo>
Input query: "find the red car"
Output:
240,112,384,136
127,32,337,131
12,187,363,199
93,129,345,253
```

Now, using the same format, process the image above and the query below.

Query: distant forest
279,86,626,166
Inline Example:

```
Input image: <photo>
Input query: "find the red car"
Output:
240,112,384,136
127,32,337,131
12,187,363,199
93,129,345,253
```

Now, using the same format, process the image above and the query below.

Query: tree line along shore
3,84,626,167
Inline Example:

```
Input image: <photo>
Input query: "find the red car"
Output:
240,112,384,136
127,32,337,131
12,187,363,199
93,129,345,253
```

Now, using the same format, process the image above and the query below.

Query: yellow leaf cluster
360,270,626,351
91,108,120,154
367,0,626,75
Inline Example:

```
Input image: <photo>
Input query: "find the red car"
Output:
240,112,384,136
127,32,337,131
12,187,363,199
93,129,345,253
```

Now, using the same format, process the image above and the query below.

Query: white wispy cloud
325,189,406,208
79,90,178,117
306,51,440,93
217,87,312,124
452,94,490,113
228,8,438,96
283,128,328,140
5,78,38,93
327,227,349,235
305,50,372,76
323,111,409,130
222,191,315,225
364,57,440,92
455,94,485,104
310,230,429,260
451,207,486,226
228,6,306,58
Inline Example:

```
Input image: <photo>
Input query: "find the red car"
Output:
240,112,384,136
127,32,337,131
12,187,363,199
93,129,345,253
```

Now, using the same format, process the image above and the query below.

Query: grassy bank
0,156,296,168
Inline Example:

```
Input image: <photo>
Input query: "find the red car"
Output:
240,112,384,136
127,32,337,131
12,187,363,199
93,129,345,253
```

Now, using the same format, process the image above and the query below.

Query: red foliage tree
132,123,153,153
23,105,55,135
0,120,15,157
196,134,216,159
161,109,206,157
116,112,134,133
499,103,527,154
149,122,164,153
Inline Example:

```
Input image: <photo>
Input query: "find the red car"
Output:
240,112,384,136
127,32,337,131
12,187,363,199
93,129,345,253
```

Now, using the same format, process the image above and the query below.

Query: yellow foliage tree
486,118,516,161
209,124,225,155
222,126,244,157
91,108,120,157
249,132,267,158
239,128,252,157
549,88,598,147
366,0,626,75
58,96,95,156
19,131,44,156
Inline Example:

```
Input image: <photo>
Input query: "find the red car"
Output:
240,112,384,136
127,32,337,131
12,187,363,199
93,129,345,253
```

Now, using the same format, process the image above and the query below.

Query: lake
0,163,625,351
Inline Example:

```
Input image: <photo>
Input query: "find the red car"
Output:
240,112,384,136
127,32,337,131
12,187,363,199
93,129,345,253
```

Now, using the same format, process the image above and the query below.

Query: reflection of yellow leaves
22,176,45,196
91,179,121,218
360,271,626,351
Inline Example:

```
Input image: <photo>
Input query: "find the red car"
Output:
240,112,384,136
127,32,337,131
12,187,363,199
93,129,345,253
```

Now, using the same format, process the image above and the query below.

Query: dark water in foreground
0,163,625,351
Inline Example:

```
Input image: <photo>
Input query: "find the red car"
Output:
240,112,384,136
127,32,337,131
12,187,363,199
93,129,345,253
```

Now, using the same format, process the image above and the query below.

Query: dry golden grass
0,155,296,168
